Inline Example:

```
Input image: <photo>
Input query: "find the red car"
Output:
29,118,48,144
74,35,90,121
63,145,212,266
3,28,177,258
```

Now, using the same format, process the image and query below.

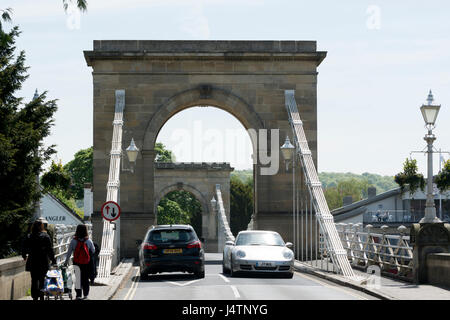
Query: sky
3,0,449,175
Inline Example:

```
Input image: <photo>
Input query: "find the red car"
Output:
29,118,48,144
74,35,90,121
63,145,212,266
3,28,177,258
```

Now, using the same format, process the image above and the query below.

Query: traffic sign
101,201,121,222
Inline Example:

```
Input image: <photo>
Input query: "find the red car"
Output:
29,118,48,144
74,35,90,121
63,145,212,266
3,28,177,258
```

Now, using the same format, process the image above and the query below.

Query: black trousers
30,270,46,300
74,263,90,297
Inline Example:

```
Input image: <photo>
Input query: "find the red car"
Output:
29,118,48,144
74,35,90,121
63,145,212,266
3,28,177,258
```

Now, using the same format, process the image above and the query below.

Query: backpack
73,239,90,264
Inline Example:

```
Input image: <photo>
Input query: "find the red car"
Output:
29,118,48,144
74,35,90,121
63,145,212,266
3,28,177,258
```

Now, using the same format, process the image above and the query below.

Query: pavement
19,259,134,301
294,260,450,300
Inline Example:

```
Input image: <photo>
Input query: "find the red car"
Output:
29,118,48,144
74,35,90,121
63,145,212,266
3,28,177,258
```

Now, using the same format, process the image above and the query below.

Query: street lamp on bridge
280,135,295,172
419,90,441,223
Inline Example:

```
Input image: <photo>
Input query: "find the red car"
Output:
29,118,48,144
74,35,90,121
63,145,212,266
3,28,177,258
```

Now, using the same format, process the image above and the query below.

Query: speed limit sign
101,201,121,222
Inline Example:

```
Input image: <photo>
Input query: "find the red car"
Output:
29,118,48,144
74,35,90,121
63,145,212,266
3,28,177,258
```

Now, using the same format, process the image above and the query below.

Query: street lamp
122,138,139,173
419,90,441,223
280,135,295,171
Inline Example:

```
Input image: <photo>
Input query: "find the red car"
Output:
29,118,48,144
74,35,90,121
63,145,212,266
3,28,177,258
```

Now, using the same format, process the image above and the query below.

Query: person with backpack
64,224,95,300
22,220,57,300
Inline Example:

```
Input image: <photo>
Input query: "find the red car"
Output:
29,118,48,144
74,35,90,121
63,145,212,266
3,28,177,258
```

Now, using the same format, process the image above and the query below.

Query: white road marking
230,285,240,298
123,267,140,300
166,279,201,287
218,274,230,283
294,271,368,300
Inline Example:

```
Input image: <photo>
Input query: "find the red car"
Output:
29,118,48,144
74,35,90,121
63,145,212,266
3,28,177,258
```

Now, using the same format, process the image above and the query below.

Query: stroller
43,265,73,300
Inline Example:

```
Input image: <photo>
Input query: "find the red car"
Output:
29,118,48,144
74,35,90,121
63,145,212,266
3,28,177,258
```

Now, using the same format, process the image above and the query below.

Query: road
113,253,376,300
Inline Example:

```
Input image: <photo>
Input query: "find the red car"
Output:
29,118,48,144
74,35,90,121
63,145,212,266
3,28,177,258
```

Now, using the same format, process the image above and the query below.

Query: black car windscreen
147,229,196,243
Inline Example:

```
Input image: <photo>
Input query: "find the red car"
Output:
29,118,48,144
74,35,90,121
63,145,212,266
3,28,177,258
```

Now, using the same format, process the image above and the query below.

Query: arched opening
155,105,255,236
157,190,203,237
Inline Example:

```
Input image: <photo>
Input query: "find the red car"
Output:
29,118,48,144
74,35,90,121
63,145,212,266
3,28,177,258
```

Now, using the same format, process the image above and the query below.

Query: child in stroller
43,265,73,300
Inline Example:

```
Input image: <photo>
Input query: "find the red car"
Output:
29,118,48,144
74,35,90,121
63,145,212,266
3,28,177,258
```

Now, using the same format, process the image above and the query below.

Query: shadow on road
132,273,199,283
221,272,293,279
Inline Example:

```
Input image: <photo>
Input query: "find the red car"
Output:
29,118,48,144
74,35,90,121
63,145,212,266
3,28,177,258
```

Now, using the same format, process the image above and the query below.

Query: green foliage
394,158,425,195
323,178,371,210
155,142,176,162
158,190,202,236
435,159,450,193
41,161,71,195
64,147,92,199
157,198,190,225
0,21,57,258
230,175,253,236
319,172,397,194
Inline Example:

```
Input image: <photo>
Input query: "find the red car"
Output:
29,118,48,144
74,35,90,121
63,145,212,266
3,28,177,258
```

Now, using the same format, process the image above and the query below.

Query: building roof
44,192,84,224
332,187,402,221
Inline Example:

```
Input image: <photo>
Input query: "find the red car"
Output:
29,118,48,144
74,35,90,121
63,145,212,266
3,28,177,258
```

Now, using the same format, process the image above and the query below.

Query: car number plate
256,261,274,267
163,248,182,254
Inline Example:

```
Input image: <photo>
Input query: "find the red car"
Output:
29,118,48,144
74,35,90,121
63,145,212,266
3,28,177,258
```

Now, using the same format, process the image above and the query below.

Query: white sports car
222,230,294,278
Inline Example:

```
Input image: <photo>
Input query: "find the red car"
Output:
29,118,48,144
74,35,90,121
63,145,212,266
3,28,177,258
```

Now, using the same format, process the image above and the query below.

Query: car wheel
140,268,149,280
195,269,205,279
222,264,230,274
230,258,236,277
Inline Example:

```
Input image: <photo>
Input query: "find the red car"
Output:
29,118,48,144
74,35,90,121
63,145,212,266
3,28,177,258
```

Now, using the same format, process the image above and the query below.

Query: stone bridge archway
154,162,233,252
85,40,325,258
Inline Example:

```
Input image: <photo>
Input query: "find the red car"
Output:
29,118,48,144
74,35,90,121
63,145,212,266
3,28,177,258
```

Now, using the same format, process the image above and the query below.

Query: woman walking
64,224,95,300
22,220,57,300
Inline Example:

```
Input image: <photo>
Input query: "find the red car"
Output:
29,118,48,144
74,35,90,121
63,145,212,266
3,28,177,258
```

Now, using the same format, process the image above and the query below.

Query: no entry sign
101,201,121,222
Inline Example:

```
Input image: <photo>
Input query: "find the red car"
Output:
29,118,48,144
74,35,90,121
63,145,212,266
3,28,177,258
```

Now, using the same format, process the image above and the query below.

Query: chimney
83,183,93,221
343,196,353,207
368,187,377,199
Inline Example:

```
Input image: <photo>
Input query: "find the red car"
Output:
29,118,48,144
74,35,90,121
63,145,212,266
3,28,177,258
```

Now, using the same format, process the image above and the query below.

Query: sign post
101,201,121,222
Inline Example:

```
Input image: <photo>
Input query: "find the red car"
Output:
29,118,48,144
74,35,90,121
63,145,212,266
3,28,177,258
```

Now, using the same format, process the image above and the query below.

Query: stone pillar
410,222,450,284
141,149,156,217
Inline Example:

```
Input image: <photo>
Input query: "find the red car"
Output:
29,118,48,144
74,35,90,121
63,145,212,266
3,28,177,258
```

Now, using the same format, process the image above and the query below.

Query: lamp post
122,138,139,173
419,90,441,223
281,135,296,256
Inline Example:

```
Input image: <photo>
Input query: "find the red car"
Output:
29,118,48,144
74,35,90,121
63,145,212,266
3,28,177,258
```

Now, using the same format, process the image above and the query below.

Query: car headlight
283,250,293,259
236,250,246,258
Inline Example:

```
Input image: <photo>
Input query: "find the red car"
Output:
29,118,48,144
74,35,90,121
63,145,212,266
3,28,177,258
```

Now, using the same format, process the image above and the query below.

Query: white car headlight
283,250,293,259
236,250,246,258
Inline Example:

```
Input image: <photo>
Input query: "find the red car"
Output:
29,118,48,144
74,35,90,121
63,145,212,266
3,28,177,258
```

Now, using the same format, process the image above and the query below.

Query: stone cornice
84,40,327,66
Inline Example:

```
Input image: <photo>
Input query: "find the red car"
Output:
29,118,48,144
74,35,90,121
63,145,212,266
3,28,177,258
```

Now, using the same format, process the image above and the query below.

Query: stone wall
0,257,31,300
427,253,450,288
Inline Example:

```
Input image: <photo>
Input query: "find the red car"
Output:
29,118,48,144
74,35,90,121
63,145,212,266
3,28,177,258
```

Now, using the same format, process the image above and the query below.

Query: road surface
113,253,376,300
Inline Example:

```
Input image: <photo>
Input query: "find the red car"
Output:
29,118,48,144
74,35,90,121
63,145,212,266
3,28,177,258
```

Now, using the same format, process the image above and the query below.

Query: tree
394,158,425,195
157,191,202,236
230,175,253,236
41,160,71,195
0,20,58,258
435,159,450,193
155,142,176,162
64,147,92,199
157,198,190,225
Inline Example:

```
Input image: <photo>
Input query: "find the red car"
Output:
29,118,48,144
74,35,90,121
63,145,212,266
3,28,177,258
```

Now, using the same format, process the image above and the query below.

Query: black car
137,224,205,279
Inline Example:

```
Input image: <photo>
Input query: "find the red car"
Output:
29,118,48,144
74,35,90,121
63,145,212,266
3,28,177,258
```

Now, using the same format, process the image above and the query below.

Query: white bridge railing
97,90,125,283
52,224,92,266
285,90,357,279
336,223,414,281
215,184,235,251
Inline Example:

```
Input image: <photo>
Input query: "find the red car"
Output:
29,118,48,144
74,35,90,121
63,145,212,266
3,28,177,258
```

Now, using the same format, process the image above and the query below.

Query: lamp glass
126,138,139,163
280,136,295,160
420,105,440,126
